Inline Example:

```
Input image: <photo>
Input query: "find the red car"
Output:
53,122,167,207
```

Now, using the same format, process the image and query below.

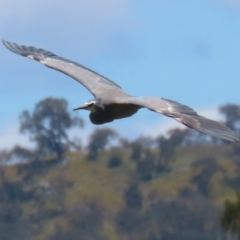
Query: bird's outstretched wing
114,96,240,142
2,40,122,97
3,40,239,141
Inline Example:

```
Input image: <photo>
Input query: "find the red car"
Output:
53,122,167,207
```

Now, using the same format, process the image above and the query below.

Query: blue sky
1,0,240,149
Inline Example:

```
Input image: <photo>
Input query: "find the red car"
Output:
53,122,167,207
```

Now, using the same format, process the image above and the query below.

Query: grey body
2,40,240,142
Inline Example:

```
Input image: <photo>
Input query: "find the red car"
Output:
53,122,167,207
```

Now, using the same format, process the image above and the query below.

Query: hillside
1,143,239,240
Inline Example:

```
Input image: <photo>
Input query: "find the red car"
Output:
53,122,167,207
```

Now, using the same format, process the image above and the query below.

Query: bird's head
73,99,99,112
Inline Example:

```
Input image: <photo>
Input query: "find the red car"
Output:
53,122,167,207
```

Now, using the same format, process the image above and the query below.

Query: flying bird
2,40,239,142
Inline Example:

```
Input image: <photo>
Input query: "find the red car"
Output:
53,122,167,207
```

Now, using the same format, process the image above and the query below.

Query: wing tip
2,39,22,55
2,39,11,50
2,39,48,62
226,134,240,142
2,39,8,45
201,127,240,142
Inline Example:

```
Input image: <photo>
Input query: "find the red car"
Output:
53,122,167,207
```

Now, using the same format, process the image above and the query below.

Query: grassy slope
2,144,239,239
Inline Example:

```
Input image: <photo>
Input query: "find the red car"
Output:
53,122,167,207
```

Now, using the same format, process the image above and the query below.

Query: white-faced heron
2,40,239,142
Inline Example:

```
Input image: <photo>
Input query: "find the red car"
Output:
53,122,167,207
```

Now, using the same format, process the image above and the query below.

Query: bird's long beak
73,103,88,111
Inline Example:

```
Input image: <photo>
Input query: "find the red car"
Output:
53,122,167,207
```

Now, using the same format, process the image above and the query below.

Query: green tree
108,154,122,168
220,104,240,157
145,195,223,240
156,128,188,171
136,149,156,181
191,157,222,196
0,150,10,183
221,192,240,239
128,137,157,181
87,128,118,160
124,184,142,210
19,97,83,159
220,104,240,132
50,201,107,240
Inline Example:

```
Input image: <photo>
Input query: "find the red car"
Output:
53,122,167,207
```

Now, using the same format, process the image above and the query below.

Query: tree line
1,97,240,239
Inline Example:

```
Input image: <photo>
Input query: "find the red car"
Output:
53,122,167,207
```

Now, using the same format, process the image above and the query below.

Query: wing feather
2,40,122,97
114,96,240,142
3,40,239,141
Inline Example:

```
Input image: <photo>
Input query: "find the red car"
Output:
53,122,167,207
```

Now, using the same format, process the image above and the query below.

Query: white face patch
83,100,97,112
27,55,34,60
88,100,96,105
